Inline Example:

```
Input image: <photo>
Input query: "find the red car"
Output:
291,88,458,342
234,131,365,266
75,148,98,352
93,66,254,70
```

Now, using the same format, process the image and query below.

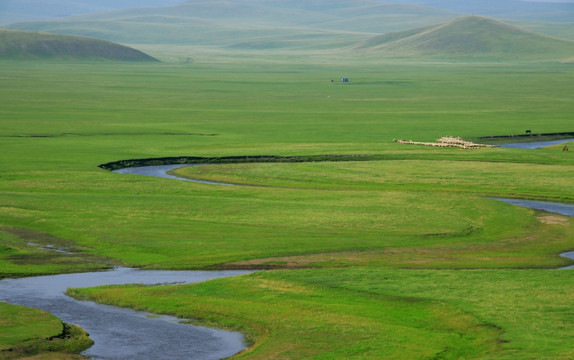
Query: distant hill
3,0,460,48
0,0,184,26
0,30,158,61
352,16,574,60
374,0,574,22
4,1,574,59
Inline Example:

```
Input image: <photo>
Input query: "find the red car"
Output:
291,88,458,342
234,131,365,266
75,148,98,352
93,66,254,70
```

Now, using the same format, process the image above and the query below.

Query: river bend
0,268,252,360
113,164,233,186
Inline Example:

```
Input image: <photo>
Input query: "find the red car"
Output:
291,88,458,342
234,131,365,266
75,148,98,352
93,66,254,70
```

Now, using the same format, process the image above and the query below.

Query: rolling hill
377,0,574,22
0,30,158,61
0,0,184,25
351,15,574,60
3,0,460,48
2,2,574,61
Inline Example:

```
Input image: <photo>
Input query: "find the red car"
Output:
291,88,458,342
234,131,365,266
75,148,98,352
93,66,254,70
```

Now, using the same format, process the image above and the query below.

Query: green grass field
1,58,574,358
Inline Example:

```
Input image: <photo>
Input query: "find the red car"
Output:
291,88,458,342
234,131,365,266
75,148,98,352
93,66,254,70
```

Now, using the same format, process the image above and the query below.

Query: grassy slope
353,16,574,60
1,59,574,358
0,29,158,61
512,20,574,41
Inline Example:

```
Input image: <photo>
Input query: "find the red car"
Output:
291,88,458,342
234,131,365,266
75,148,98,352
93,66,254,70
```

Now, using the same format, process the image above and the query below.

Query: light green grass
1,60,574,271
173,159,574,200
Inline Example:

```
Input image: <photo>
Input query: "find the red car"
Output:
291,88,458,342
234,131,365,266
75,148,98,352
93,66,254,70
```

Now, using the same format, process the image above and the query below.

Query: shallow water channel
0,268,253,360
498,138,574,149
113,164,233,186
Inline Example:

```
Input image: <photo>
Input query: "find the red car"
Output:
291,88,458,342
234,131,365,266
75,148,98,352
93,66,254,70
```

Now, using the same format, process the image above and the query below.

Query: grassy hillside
512,20,574,41
353,15,574,60
0,30,158,61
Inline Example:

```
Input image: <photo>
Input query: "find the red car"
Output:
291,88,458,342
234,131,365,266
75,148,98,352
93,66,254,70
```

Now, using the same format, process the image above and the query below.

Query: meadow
1,58,574,358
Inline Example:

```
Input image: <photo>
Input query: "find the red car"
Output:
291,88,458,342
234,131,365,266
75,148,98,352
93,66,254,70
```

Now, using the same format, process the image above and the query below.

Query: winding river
3,139,573,359
0,269,252,360
113,164,234,186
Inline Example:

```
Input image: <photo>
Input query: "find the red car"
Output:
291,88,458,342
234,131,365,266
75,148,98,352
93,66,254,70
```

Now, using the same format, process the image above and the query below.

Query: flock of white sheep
395,136,496,149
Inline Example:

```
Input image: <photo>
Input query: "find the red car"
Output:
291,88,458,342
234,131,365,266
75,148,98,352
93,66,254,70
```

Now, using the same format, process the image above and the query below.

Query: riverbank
71,266,574,360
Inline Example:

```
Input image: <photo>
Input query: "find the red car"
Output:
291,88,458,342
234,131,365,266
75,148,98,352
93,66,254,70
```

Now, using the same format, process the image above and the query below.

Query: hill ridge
0,29,158,61
351,15,574,60
3,0,460,47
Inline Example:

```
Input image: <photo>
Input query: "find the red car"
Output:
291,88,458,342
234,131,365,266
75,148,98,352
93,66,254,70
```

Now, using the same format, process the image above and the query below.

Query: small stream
113,164,233,186
0,268,253,360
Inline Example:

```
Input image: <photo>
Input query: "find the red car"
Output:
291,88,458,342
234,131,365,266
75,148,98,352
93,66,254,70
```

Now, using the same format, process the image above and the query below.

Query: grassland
1,58,574,358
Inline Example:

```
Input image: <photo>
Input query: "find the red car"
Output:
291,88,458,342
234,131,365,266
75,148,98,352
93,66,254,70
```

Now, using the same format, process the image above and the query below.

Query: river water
498,138,574,149
113,164,233,186
0,268,253,360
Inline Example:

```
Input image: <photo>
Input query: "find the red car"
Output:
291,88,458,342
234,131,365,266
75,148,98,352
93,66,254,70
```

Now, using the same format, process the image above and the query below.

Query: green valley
1,1,574,358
